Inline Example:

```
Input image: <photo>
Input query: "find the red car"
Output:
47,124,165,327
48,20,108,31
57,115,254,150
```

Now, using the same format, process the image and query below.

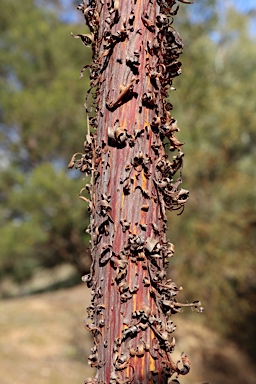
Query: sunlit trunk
71,1,199,383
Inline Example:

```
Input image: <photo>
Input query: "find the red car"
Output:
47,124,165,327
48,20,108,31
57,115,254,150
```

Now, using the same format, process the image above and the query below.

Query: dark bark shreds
71,1,200,383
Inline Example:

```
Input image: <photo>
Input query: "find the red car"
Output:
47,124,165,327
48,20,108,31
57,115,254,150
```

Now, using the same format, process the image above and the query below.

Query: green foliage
1,164,91,280
0,0,91,281
169,5,256,360
0,0,90,166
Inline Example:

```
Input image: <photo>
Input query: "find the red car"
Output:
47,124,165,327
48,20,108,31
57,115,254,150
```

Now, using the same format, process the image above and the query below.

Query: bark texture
70,1,200,383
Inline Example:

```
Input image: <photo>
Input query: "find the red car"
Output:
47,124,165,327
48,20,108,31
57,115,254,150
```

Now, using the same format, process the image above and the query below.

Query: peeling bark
70,1,201,383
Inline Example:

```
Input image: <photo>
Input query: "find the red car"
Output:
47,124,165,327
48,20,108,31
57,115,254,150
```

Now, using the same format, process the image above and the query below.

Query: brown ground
0,284,255,384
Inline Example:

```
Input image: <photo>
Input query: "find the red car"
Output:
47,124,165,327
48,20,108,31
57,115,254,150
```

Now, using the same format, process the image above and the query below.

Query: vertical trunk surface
72,1,199,383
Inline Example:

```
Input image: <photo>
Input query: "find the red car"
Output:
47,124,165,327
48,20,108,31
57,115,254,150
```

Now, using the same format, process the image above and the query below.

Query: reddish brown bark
71,1,200,383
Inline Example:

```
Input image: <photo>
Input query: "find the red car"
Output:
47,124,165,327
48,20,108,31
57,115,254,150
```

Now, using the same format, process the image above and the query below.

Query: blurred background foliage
0,0,91,284
0,0,255,364
170,1,256,361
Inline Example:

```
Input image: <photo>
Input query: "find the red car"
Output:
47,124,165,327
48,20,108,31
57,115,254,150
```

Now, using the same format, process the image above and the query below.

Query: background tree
171,4,256,360
0,0,92,282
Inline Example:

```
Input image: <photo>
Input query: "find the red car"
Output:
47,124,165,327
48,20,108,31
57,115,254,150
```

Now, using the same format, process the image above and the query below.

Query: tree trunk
71,1,199,383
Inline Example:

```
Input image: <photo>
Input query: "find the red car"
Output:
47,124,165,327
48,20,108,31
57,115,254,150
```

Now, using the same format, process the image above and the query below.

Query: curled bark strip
178,0,194,4
71,32,94,46
106,77,136,110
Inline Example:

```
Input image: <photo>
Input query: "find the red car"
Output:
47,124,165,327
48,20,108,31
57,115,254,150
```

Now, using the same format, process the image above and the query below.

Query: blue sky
229,0,256,12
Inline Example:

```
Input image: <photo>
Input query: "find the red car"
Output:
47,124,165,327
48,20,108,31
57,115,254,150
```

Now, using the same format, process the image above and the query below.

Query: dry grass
0,284,255,384
0,285,94,384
